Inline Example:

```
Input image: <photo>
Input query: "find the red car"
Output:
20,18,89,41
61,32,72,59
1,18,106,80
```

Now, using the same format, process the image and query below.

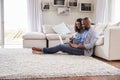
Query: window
4,0,28,45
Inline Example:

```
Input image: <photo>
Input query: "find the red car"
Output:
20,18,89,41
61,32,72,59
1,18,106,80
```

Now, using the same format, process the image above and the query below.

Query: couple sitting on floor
32,17,98,56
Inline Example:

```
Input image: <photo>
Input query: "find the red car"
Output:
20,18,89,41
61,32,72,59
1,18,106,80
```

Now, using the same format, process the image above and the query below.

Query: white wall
42,0,95,25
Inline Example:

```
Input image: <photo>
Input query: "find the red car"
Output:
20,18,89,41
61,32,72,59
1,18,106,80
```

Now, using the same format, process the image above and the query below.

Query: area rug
0,48,120,79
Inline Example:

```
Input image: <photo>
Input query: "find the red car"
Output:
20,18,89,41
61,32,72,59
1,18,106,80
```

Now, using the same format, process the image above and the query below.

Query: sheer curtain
95,0,120,23
27,0,42,32
95,0,109,23
110,0,120,23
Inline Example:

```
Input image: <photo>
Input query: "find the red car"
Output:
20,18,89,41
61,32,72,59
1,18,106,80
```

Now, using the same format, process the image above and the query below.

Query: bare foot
32,50,43,54
32,47,42,51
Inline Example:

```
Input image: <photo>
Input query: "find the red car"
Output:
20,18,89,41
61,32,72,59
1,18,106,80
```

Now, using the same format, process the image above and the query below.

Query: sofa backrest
66,24,75,34
94,22,120,36
42,25,56,34
94,23,107,36
42,24,75,34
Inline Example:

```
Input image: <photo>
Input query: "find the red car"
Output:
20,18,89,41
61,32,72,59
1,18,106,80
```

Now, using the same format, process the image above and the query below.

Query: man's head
83,17,91,30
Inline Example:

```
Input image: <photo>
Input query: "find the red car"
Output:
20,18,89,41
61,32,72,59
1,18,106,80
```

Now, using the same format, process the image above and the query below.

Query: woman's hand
69,36,75,40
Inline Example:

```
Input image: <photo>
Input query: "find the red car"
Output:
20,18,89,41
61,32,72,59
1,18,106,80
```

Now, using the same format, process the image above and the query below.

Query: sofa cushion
94,23,107,36
23,32,46,40
46,34,67,40
46,34,73,40
95,35,104,46
66,24,75,34
52,22,71,34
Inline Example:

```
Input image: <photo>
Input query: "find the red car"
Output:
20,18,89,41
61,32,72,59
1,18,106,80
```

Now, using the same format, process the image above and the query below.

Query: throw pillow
52,22,71,34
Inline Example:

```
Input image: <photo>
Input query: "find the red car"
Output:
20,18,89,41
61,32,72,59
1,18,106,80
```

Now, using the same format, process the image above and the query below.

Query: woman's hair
74,18,83,33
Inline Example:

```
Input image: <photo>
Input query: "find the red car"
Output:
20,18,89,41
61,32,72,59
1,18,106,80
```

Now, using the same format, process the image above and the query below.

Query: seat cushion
23,32,46,40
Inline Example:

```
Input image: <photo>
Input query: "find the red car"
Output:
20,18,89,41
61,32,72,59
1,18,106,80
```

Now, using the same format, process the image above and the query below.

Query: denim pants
43,44,84,55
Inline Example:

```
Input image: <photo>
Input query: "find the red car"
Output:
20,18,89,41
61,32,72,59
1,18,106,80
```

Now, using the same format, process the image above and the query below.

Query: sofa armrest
42,25,47,34
104,27,120,60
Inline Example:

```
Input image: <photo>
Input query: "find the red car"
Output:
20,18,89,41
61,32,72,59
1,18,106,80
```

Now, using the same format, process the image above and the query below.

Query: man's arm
84,31,98,49
69,30,98,49
68,42,85,49
77,44,85,49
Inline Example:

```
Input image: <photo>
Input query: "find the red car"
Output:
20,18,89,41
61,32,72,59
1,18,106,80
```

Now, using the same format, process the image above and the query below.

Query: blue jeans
43,44,84,55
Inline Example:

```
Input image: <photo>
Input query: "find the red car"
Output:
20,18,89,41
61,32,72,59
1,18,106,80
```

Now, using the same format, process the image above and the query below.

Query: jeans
43,44,84,55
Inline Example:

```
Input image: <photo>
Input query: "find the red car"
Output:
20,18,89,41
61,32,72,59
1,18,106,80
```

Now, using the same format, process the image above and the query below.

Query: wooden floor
18,57,120,80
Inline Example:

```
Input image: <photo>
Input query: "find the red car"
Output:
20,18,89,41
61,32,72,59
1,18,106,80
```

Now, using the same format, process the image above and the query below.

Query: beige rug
0,48,120,79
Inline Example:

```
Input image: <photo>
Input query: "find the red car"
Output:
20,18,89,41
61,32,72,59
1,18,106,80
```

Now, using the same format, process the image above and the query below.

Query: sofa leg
47,39,49,48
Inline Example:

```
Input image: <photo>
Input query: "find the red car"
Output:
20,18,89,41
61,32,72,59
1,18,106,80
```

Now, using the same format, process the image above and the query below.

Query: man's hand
68,42,85,49
68,42,78,48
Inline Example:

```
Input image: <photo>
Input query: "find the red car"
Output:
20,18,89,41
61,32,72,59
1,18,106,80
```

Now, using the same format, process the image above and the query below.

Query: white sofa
42,24,75,47
23,22,120,60
94,23,120,60
23,24,75,48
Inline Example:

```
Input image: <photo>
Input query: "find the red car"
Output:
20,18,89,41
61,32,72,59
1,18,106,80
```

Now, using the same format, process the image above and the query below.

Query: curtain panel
95,0,120,23
27,0,42,32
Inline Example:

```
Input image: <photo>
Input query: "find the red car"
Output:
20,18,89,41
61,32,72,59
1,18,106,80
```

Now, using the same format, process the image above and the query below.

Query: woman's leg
43,44,84,55
32,47,42,51
42,44,63,54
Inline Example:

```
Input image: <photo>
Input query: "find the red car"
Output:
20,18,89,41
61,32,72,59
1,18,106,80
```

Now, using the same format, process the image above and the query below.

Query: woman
70,18,84,44
32,18,85,55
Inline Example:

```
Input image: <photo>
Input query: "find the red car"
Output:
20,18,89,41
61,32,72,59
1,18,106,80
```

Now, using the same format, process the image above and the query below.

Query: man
32,17,98,56
68,17,98,56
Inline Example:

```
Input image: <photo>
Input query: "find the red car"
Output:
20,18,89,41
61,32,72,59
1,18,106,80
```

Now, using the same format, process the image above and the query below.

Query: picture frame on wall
80,3,93,12
53,0,66,6
68,0,78,7
42,2,50,11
